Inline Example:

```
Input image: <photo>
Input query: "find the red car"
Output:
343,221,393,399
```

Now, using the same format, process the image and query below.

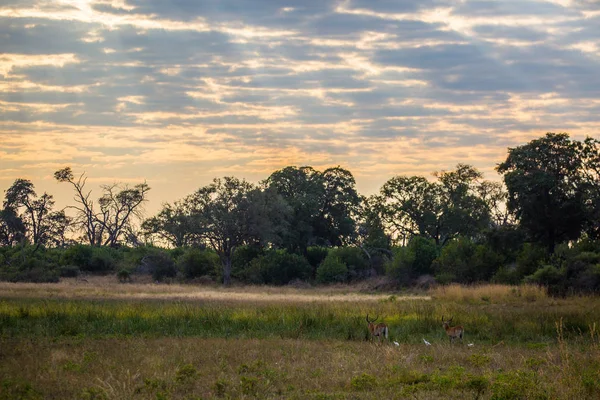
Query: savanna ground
1,278,599,399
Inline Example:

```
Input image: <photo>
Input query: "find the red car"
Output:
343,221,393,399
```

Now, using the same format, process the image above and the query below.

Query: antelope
442,316,464,343
366,314,389,342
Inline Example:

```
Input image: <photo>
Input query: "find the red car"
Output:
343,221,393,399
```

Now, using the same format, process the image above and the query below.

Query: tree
315,167,362,246
3,178,66,249
497,133,587,253
265,166,361,251
377,165,497,246
54,167,150,247
580,137,600,239
188,177,288,285
0,207,26,246
377,175,445,245
142,200,198,247
265,166,325,253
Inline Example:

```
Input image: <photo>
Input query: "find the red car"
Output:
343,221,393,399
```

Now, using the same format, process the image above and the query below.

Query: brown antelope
442,316,464,343
366,314,389,342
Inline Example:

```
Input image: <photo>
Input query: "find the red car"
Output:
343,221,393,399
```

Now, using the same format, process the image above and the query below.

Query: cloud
1,0,600,213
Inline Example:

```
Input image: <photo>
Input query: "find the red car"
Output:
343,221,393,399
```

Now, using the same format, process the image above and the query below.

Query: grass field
1,278,599,399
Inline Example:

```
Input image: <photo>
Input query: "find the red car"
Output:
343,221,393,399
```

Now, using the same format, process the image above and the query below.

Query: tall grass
1,294,598,344
430,283,548,304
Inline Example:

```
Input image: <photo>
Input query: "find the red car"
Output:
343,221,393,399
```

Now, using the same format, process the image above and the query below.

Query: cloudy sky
1,0,600,213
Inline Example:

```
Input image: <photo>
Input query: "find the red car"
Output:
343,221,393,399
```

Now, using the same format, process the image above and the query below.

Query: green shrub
232,245,264,279
316,255,347,284
516,243,548,278
350,373,377,391
329,246,370,280
140,250,176,281
60,245,93,269
177,248,219,279
491,370,549,400
59,265,80,278
242,250,311,285
387,237,438,284
175,363,197,383
306,246,329,276
117,269,131,283
87,247,118,274
433,238,503,283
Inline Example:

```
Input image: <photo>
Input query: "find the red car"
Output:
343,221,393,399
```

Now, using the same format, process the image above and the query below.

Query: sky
1,0,600,215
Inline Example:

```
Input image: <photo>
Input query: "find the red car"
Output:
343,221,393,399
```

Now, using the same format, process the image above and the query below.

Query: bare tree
55,167,150,247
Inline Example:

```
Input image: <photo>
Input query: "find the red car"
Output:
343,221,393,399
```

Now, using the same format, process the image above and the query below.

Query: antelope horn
442,315,444,322
366,314,371,323
372,315,379,322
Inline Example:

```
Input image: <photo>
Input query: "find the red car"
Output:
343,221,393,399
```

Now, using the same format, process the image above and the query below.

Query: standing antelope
366,314,389,342
442,316,464,343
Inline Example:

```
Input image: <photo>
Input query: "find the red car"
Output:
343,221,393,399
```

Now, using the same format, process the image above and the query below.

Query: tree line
2,133,600,294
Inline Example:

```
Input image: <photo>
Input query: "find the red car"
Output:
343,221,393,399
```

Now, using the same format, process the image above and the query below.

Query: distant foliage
433,238,503,283
240,250,311,285
140,250,177,282
328,246,370,281
316,255,348,284
387,237,438,285
177,248,219,279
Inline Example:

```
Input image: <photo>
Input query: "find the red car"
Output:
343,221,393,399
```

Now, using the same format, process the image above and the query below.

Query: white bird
468,343,474,347
393,341,400,346
422,338,431,346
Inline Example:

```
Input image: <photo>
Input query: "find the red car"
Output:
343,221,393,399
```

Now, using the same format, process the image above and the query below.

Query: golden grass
429,283,549,303
2,281,600,398
0,276,430,303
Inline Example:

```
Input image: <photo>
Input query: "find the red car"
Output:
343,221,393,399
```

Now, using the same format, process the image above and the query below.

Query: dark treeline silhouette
2,133,600,295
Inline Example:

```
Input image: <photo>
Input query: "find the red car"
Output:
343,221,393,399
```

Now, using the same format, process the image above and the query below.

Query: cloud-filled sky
1,0,600,214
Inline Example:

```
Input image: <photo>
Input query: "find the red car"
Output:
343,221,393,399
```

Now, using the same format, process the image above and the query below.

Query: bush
433,238,502,283
0,246,59,283
140,250,177,281
329,246,370,280
177,248,219,279
516,243,548,278
60,244,93,269
117,269,131,283
231,245,264,279
59,265,80,278
387,237,438,285
306,246,329,277
241,250,311,285
316,255,347,284
386,245,416,285
87,247,119,273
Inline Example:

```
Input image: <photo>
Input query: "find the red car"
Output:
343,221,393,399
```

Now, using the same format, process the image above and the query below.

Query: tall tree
2,178,67,248
55,167,150,247
316,167,362,246
266,166,325,252
497,133,587,253
188,177,288,285
265,166,360,251
377,164,494,245
0,207,26,246
142,200,198,248
580,136,600,239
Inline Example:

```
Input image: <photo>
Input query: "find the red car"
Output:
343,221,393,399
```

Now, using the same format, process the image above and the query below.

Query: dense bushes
316,255,347,284
387,237,437,285
2,234,600,295
177,248,219,279
239,250,312,285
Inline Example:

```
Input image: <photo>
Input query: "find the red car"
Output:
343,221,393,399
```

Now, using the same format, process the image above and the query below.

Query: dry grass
1,336,599,399
430,283,549,304
2,281,600,399
0,276,429,303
